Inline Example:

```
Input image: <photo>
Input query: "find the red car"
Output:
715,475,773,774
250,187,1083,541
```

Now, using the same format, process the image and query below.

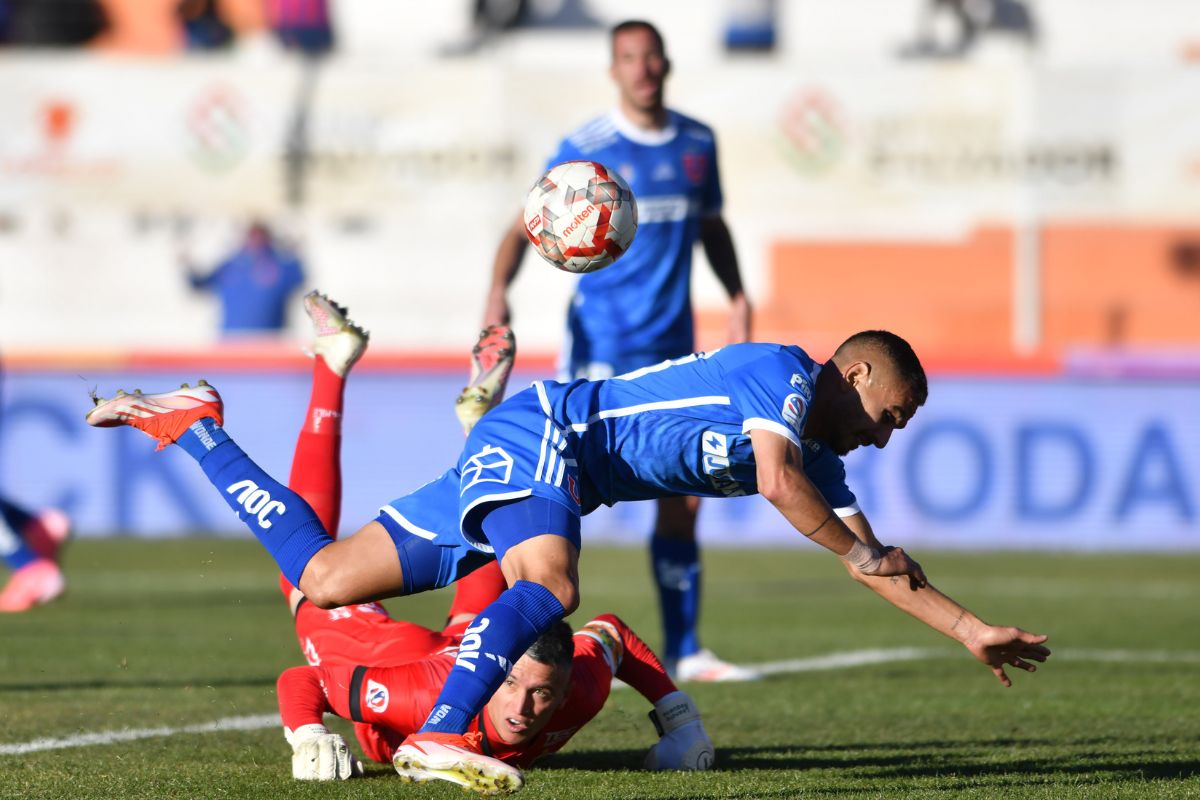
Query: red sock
443,561,508,630
288,358,345,537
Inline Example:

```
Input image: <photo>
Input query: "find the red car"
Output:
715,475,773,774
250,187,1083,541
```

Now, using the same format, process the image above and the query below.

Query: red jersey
277,612,676,768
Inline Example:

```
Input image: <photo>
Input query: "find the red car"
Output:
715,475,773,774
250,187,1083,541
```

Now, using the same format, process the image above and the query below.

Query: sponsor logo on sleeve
789,372,814,401
781,393,806,434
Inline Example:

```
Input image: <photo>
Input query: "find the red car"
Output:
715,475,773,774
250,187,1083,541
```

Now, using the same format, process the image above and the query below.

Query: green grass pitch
1,540,1198,799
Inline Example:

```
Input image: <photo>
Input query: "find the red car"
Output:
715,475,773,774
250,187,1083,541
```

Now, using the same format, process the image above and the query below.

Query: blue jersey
380,343,858,583
191,244,305,333
535,343,857,514
548,109,723,377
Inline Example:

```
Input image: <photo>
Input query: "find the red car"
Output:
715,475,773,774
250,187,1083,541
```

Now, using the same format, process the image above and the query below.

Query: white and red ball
522,160,638,274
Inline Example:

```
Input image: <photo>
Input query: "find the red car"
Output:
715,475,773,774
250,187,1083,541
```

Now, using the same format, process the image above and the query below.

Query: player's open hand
965,625,1051,687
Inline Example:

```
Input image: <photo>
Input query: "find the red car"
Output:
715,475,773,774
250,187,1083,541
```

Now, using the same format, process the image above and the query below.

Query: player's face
824,362,918,456
610,28,668,114
485,655,571,746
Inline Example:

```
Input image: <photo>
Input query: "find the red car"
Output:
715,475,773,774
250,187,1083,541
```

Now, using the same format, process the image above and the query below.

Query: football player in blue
484,19,756,682
87,322,1051,796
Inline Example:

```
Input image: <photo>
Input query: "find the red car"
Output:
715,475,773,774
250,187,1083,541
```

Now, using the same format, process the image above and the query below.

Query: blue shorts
378,390,583,594
558,312,693,381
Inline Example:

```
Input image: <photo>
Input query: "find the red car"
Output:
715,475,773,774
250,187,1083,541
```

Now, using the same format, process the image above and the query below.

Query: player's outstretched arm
750,430,926,585
576,615,715,771
483,214,529,327
698,215,751,344
840,515,1050,687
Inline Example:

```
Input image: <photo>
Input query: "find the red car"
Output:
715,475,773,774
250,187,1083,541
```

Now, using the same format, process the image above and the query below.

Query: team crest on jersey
461,445,514,490
782,393,806,434
365,679,389,713
682,152,708,185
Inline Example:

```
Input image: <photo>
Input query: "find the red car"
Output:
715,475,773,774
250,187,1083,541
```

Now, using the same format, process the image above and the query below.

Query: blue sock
176,418,332,586
0,501,38,570
419,580,565,734
651,535,702,661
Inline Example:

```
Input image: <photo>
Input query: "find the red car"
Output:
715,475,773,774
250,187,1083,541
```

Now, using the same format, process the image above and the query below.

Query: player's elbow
756,470,791,507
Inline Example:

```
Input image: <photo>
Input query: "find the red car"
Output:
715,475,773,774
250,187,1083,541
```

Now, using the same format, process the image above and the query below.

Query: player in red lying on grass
277,563,712,780
273,293,713,785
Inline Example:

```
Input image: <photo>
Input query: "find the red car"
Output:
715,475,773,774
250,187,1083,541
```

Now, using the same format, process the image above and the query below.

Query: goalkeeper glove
284,724,364,781
643,691,715,770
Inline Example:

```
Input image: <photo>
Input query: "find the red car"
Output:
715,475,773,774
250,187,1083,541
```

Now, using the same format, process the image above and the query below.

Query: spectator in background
182,219,306,337
178,0,233,50
266,0,333,56
902,0,1037,59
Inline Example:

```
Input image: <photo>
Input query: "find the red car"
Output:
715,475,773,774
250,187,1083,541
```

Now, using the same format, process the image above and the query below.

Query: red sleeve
579,614,677,704
277,666,333,731
276,657,455,745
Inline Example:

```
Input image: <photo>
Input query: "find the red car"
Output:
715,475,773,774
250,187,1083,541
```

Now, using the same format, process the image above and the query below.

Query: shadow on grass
543,737,1200,783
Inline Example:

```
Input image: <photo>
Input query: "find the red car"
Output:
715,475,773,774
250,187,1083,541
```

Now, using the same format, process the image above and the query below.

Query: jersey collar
609,107,678,146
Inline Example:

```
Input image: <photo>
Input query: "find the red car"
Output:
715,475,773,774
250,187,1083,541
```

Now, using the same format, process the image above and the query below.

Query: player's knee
297,558,356,609
540,576,580,616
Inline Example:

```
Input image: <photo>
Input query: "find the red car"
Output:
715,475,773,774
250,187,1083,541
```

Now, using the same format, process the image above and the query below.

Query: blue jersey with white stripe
549,109,723,374
534,342,858,515
380,342,858,576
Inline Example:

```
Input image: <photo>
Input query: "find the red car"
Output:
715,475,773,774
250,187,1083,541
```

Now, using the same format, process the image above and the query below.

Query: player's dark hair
837,330,928,406
611,19,667,58
525,620,575,670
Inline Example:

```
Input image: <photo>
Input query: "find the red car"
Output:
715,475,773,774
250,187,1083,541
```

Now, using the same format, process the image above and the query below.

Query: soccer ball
522,160,638,274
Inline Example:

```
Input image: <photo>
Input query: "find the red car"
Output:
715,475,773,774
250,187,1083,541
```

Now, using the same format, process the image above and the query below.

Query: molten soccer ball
522,160,638,274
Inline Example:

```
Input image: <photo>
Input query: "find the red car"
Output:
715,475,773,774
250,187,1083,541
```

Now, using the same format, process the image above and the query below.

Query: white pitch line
4,647,1199,756
0,713,279,756
750,647,940,676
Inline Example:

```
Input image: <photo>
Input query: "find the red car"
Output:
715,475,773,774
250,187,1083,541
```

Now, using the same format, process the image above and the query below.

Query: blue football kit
166,343,863,740
377,343,859,592
547,109,723,378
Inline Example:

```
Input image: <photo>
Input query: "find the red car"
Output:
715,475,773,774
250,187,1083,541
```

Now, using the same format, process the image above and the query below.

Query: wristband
842,538,882,573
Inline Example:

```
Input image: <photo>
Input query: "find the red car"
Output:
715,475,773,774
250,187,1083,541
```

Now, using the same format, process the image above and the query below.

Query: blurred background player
0,357,71,612
483,19,756,683
181,218,307,337
0,497,70,613
276,292,713,786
